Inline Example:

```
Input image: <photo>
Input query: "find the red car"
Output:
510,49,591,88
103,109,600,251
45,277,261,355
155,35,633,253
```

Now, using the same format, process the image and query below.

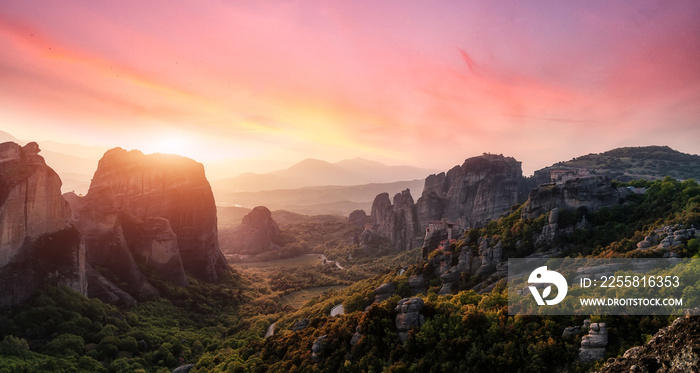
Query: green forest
1,177,699,372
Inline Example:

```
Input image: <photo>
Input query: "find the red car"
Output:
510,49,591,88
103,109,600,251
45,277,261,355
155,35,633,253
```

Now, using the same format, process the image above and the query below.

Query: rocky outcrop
311,335,327,360
597,316,700,372
369,189,420,251
426,235,507,295
348,210,368,228
408,275,426,295
0,142,86,307
416,154,531,230
636,225,698,251
521,176,621,220
172,364,195,373
88,148,228,282
579,321,608,363
350,325,363,346
395,297,425,342
374,283,395,304
228,206,283,255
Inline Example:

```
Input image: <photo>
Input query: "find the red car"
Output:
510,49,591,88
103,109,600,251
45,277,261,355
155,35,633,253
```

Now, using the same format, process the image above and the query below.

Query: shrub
0,335,30,357
42,333,85,358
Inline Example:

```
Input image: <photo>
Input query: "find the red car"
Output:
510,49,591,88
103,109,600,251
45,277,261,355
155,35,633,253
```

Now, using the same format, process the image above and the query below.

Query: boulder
292,318,310,331
311,335,327,360
579,322,608,363
172,364,195,373
439,267,461,295
408,275,426,295
350,325,363,346
395,297,425,342
374,283,395,303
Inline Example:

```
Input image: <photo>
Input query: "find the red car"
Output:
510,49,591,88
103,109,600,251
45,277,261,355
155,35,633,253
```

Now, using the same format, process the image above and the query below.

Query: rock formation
416,154,531,230
369,189,420,251
87,148,228,282
408,275,426,295
228,206,283,255
521,176,621,220
374,283,395,304
348,209,368,228
426,234,508,295
64,187,162,302
636,224,698,251
395,297,425,342
0,142,86,307
598,316,700,372
311,335,328,360
579,320,608,363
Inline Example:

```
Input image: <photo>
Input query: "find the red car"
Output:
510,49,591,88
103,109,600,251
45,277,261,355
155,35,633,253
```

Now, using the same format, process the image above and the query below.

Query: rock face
395,297,425,342
374,283,396,303
120,214,188,286
598,316,700,372
65,187,162,302
521,176,621,220
228,206,283,255
87,148,228,282
0,142,86,307
416,154,530,230
370,189,420,251
579,321,608,363
636,224,699,251
408,275,426,295
427,235,508,295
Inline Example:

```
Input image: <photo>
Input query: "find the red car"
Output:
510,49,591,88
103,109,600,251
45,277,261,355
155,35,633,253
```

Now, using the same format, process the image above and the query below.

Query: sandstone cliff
87,148,229,283
228,206,283,255
0,142,86,307
416,154,531,230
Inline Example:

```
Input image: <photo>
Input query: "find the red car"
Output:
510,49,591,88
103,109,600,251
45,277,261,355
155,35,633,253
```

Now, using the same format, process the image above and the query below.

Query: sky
1,0,699,176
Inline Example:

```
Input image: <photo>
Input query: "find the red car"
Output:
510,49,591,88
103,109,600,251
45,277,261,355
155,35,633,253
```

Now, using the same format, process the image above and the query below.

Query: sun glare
141,136,194,158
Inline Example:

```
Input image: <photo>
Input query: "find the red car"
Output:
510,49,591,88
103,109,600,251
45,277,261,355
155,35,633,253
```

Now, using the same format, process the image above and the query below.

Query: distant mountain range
210,157,437,192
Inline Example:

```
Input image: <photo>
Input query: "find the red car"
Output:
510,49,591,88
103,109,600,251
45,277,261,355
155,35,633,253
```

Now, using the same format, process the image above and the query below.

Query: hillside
534,146,700,183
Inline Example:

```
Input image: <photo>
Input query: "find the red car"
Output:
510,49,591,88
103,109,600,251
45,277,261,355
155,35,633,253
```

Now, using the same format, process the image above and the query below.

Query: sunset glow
1,1,699,176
